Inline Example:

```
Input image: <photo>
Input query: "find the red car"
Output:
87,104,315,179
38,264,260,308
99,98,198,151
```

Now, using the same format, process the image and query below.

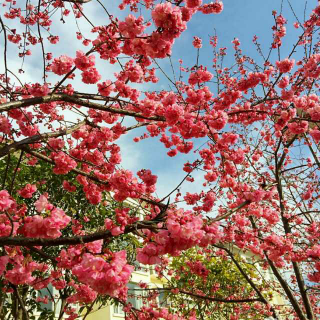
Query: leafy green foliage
0,153,144,319
166,247,268,319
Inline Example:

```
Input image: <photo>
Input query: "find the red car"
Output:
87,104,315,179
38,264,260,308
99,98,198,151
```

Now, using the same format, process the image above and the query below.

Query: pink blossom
98,80,115,96
137,246,162,265
186,86,212,105
8,34,22,44
62,180,77,192
19,207,70,239
74,50,95,71
0,116,11,134
310,129,320,143
181,7,195,22
36,296,49,304
5,263,38,285
308,105,320,120
48,137,65,150
137,169,157,187
18,121,39,137
118,15,146,38
52,152,77,174
137,209,215,265
71,251,134,296
276,58,295,73
86,240,103,254
39,102,56,114
46,208,71,237
302,190,312,201
232,38,240,47
278,76,289,89
192,36,202,48
105,218,113,230
116,60,144,83
81,68,101,84
303,54,320,78
67,284,97,304
307,245,320,258
29,83,50,97
32,278,52,291
48,35,59,44
237,72,265,91
198,1,223,14
111,226,123,236
207,110,228,130
52,279,66,289
186,0,202,9
167,149,178,157
35,194,53,212
151,3,186,36
188,69,213,85
0,256,9,275
18,184,37,198
165,104,183,125
51,55,74,75
84,183,102,205
287,121,308,134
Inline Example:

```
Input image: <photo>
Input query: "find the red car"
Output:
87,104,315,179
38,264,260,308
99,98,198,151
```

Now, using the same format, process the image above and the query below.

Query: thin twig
9,150,24,194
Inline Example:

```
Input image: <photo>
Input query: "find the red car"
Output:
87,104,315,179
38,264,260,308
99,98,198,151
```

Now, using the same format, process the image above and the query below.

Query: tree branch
27,246,57,263
212,200,251,222
0,121,85,158
215,245,279,319
0,93,165,122
132,287,263,303
249,218,307,320
20,145,109,185
0,17,9,94
0,219,159,247
274,136,315,320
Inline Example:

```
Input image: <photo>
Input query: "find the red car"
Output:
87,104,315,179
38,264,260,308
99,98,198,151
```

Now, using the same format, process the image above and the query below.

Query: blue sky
119,0,318,201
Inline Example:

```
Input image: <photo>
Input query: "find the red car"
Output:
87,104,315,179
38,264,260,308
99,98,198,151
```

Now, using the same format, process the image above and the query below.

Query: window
128,283,146,309
158,290,170,307
113,283,148,315
113,303,125,315
133,260,149,274
38,284,54,311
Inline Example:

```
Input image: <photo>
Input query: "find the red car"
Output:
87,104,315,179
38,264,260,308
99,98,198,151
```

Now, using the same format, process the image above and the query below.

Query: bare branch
0,17,9,93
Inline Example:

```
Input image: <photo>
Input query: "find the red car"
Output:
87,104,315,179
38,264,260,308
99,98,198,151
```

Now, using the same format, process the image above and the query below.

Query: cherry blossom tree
1,0,320,319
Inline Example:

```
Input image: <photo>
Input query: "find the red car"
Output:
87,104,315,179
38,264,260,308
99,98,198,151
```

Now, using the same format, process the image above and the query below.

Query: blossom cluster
18,203,71,239
71,251,134,297
137,209,220,265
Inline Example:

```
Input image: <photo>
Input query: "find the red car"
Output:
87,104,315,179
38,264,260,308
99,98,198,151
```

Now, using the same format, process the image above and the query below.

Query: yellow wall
83,267,163,320
85,305,111,320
